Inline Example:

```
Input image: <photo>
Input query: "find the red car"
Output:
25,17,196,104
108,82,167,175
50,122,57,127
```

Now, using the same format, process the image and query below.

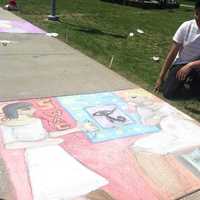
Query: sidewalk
0,7,135,101
0,7,200,200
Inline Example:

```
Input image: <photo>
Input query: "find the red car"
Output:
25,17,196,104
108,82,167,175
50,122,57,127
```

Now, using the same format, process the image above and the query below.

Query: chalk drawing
0,89,200,200
0,20,45,33
57,91,160,143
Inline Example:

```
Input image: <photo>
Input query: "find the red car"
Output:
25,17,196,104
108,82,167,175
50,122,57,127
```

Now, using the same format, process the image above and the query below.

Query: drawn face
17,107,36,117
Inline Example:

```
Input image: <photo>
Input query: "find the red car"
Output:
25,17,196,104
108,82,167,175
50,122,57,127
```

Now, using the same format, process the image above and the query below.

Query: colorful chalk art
1,88,200,200
0,20,45,33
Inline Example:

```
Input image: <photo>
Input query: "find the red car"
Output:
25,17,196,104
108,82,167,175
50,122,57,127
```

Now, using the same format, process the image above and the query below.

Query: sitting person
4,0,18,11
154,0,200,99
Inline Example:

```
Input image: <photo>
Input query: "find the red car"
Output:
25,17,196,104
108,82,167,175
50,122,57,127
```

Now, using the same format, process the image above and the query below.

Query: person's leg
162,64,185,99
190,69,200,98
162,64,199,99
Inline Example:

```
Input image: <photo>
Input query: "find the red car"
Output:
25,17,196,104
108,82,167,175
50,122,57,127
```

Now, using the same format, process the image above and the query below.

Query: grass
181,0,195,5
0,0,200,121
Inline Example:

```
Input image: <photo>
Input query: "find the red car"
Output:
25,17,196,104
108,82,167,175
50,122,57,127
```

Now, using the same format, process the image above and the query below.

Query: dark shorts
162,64,200,99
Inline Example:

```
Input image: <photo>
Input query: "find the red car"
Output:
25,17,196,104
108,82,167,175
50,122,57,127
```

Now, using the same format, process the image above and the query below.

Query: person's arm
176,60,200,80
49,122,97,138
154,41,182,92
5,138,63,149
49,127,81,138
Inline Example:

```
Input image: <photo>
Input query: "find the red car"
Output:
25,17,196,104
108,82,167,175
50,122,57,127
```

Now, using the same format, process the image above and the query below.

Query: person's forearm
159,51,178,80
159,55,175,80
188,60,200,70
159,42,181,81
49,127,80,137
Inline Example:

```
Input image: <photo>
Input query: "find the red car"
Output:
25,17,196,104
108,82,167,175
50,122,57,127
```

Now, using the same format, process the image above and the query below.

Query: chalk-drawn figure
128,96,173,126
1,102,62,149
93,107,127,123
0,102,108,200
119,91,200,153
132,115,200,155
0,102,98,148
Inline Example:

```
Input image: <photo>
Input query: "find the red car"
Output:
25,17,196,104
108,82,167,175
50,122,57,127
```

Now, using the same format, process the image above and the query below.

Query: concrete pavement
0,8,136,101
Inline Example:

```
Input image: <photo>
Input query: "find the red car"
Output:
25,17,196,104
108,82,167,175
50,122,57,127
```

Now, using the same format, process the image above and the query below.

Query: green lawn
1,0,200,121
181,0,195,5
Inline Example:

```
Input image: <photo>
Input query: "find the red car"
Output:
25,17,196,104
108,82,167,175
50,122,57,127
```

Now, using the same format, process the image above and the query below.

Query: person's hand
176,64,192,81
154,78,163,93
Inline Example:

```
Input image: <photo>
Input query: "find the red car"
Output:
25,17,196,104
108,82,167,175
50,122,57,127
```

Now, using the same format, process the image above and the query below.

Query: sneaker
4,4,18,11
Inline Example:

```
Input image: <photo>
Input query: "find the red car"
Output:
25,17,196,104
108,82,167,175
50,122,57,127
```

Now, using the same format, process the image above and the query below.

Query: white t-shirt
173,19,200,65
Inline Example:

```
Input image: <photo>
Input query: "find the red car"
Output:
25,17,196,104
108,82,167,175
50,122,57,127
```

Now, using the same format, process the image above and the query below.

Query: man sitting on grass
154,0,200,99
4,0,18,11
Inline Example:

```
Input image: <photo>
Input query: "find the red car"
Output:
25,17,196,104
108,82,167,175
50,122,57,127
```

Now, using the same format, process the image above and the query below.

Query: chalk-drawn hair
2,102,33,119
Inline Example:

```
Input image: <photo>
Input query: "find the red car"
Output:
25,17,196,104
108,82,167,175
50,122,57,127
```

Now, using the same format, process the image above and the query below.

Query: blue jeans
162,64,200,99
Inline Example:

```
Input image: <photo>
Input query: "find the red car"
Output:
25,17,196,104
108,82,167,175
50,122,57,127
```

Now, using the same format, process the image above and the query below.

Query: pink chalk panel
0,20,45,33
